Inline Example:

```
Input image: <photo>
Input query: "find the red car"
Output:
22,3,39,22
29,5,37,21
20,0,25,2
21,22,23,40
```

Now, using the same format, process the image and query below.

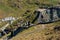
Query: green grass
0,0,59,18
0,22,7,28
0,0,60,40
0,0,59,16
0,4,12,13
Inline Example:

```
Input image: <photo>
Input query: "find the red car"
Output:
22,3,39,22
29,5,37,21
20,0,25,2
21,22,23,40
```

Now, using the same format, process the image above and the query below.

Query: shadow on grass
7,20,60,39
7,27,25,39
7,26,32,39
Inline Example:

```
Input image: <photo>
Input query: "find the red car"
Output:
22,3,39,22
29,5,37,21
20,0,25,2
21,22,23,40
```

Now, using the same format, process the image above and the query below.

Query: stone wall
33,7,60,23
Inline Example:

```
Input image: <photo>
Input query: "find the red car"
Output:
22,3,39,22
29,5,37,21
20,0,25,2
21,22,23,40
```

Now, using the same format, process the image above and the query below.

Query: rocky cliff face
32,7,60,24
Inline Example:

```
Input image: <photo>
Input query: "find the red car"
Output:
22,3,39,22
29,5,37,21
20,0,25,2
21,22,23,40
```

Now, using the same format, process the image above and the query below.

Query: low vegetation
0,22,7,28
0,0,60,18
0,0,60,40
11,21,60,40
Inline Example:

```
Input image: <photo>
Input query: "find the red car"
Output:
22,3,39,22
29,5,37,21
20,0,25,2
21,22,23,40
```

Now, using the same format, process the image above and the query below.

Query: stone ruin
32,7,60,24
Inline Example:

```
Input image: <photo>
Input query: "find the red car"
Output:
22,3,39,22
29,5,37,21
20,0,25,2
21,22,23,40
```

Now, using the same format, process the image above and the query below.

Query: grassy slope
0,0,60,40
0,0,59,23
11,21,60,40
0,0,59,18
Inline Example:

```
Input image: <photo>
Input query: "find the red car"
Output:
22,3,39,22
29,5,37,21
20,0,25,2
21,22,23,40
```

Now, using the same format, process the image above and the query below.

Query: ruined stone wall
33,7,60,23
